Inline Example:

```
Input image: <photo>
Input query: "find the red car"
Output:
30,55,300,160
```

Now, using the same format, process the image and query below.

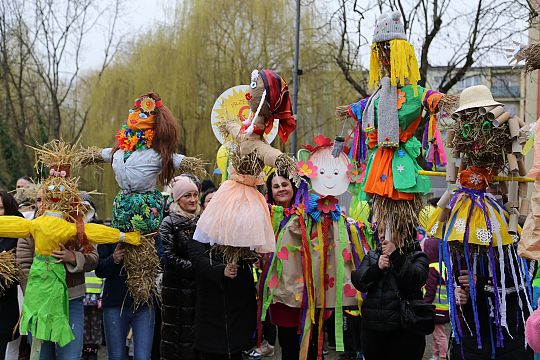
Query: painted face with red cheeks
271,176,294,207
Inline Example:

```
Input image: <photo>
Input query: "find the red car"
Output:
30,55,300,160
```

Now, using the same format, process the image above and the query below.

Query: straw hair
372,194,423,249
451,107,512,170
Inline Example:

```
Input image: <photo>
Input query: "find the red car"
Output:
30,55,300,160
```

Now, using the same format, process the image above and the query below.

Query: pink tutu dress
193,171,275,253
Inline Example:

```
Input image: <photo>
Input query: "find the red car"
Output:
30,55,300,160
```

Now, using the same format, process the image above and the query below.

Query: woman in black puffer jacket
159,176,201,360
0,192,23,359
351,224,429,360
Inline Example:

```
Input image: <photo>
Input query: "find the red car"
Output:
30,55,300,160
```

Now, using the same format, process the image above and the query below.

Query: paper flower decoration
297,160,318,178
316,196,338,213
140,97,156,113
346,162,365,184
324,273,335,290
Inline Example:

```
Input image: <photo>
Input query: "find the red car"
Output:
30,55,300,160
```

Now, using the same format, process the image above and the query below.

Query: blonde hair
369,39,421,96
169,201,201,220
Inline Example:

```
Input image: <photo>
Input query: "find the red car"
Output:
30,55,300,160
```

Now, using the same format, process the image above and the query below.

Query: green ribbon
261,216,294,320
334,216,347,352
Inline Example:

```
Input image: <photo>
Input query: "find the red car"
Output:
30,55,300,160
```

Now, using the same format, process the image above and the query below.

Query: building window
457,75,481,91
491,74,520,98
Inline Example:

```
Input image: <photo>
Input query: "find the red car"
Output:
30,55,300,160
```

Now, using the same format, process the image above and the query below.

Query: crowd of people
3,9,540,360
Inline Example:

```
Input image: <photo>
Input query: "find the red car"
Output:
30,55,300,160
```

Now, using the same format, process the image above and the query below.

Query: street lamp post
290,0,300,155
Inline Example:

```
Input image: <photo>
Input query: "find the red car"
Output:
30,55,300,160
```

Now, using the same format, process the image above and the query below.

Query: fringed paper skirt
20,256,73,347
428,189,515,246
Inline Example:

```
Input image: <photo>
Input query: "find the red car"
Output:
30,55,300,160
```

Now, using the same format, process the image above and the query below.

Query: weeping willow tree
80,0,360,216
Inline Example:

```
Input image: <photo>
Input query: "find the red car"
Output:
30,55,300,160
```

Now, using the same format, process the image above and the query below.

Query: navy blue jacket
96,235,164,308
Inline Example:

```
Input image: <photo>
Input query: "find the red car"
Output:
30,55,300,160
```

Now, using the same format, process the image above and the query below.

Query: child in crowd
422,237,449,360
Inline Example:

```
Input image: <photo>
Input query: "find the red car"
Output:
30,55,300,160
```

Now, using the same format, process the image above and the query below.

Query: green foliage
80,0,358,215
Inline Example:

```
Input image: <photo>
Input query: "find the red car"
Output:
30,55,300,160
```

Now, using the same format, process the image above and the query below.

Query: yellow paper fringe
369,39,421,96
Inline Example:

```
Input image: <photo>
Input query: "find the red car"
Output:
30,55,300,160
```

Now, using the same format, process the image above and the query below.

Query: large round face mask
309,147,350,196
127,109,156,130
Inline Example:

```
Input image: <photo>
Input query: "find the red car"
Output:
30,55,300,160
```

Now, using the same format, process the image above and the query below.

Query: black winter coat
351,243,429,332
159,213,199,360
449,250,533,359
187,239,257,356
0,238,20,340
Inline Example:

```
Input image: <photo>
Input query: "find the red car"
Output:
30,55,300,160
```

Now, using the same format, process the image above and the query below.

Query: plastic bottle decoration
96,92,205,308
193,69,297,262
428,85,532,351
0,140,141,351
336,11,455,244
260,135,371,359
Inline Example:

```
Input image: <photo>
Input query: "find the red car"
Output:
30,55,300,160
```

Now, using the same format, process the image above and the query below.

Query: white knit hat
372,11,406,43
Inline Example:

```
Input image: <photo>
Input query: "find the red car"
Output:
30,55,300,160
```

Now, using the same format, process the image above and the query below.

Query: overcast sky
79,0,528,72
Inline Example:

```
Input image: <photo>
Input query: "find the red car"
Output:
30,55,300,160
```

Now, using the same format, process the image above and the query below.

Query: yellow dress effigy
0,211,140,346
428,168,516,246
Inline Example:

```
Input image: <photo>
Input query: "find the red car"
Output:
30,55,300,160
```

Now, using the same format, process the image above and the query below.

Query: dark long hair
0,191,23,217
265,173,297,207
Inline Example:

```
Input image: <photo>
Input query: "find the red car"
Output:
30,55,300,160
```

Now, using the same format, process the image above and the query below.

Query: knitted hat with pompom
372,11,406,43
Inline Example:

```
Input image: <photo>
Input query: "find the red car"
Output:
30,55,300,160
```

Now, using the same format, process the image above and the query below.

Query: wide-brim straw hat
454,85,502,113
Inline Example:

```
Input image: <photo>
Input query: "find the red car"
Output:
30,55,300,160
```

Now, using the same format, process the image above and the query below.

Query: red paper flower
316,196,338,213
297,160,318,178
324,273,335,290
303,134,333,152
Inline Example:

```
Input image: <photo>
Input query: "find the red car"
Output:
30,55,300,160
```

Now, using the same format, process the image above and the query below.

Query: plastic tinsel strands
260,215,292,320
0,250,20,296
300,214,315,324
479,198,505,348
317,217,330,360
257,252,273,346
123,234,161,309
334,217,347,352
460,196,483,350
441,211,463,344
299,214,315,360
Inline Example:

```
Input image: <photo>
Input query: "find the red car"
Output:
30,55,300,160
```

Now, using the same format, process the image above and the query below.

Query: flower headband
134,96,163,113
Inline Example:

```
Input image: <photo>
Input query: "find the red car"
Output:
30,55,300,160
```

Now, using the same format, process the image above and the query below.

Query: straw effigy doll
428,85,533,352
94,93,205,307
336,11,455,246
259,135,371,358
193,69,297,261
0,141,141,349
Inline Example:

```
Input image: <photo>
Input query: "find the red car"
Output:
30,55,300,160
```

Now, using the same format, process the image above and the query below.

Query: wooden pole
417,170,534,183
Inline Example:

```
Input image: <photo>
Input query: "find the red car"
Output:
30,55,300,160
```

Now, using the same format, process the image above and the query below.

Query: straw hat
454,85,502,113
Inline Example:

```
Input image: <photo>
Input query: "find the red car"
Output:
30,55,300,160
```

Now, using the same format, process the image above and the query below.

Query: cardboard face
309,147,350,196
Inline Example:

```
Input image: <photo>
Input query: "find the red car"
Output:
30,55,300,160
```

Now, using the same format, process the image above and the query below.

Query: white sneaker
256,340,275,357
429,356,440,360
